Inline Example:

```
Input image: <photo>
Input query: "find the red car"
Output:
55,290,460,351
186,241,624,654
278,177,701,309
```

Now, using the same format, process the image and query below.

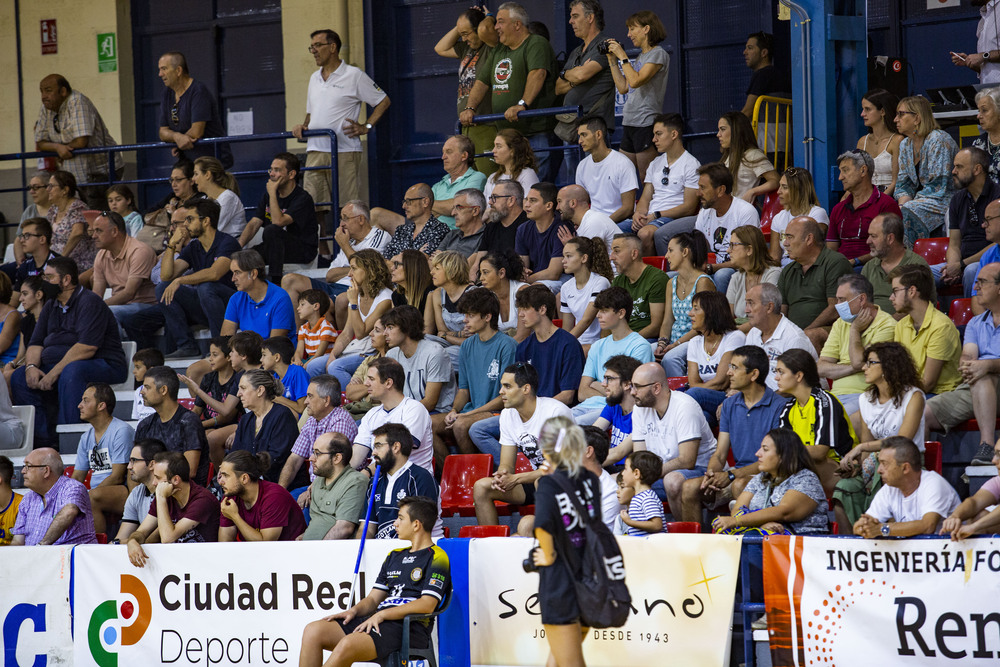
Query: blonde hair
538,416,586,475
194,156,241,196
898,95,939,138
432,250,470,286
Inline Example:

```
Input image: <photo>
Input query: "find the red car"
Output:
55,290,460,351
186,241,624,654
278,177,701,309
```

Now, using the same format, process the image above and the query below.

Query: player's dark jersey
373,545,451,628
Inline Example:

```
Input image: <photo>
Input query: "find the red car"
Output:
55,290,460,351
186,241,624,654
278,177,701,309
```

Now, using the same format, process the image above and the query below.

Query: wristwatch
364,123,373,131
880,523,890,537
653,211,662,219
518,98,528,108
984,52,992,62
727,471,736,482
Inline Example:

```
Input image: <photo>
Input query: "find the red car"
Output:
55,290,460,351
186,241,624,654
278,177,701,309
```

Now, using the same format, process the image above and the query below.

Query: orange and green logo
87,574,151,667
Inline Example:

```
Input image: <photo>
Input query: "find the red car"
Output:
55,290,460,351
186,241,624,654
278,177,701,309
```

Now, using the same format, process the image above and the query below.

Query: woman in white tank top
856,89,903,196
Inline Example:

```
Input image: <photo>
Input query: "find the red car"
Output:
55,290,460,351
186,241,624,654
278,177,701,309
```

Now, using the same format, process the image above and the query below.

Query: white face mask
835,293,863,322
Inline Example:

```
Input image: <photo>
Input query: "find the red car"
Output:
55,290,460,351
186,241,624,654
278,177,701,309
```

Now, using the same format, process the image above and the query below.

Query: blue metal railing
0,130,339,239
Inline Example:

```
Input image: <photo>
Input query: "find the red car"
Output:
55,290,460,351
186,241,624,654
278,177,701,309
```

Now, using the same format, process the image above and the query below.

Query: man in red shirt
218,450,306,541
827,149,901,268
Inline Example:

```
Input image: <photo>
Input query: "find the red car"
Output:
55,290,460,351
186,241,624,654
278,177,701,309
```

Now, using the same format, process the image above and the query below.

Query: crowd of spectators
7,2,1000,563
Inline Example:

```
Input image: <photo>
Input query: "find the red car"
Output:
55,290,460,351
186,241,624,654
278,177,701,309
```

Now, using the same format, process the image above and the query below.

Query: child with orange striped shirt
293,289,337,365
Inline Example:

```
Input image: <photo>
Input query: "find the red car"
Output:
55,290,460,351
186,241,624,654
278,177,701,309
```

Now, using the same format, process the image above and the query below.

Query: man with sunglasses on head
827,149,901,269
631,113,701,257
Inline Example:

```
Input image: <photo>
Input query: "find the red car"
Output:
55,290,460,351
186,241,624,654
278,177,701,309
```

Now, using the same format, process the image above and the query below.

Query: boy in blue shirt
262,336,309,417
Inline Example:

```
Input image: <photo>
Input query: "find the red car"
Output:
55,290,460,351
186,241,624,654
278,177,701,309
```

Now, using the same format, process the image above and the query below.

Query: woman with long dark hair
390,249,433,313
717,111,779,202
484,129,539,200
684,291,745,426
479,249,529,341
832,342,924,532
712,428,828,535
655,231,714,376
856,89,902,195
530,416,602,667
559,236,613,349
775,348,858,496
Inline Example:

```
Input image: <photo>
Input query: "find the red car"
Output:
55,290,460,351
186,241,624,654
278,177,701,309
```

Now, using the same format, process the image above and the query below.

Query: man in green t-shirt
610,234,668,339
460,2,558,180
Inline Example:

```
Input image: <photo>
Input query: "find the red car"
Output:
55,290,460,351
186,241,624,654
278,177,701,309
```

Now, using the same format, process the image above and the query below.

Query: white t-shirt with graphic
498,397,574,470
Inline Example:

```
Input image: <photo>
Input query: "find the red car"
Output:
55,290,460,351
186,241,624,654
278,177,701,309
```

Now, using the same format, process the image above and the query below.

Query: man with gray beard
468,179,528,281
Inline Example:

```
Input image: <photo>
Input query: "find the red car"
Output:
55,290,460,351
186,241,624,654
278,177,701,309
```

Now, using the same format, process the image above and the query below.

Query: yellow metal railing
751,95,793,171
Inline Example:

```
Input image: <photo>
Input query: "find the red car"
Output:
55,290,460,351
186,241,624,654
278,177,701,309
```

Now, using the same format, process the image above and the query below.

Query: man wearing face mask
817,274,896,418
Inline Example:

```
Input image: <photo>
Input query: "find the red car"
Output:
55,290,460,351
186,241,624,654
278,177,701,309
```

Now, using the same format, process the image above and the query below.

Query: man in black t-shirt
298,496,451,664
241,152,319,283
470,180,527,282
135,366,211,486
740,32,791,118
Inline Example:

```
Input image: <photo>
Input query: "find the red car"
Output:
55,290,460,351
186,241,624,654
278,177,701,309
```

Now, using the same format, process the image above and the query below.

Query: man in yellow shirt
818,274,896,419
889,264,961,395
0,456,22,546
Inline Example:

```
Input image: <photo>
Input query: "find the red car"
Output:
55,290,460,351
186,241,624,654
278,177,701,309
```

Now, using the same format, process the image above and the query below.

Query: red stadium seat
95,532,108,544
830,522,840,535
924,441,943,474
665,521,701,533
63,466,93,489
759,191,783,242
912,237,949,265
706,252,717,264
642,256,666,271
440,454,493,517
551,319,563,328
206,462,215,485
178,397,196,410
459,525,510,538
666,376,688,390
948,298,974,327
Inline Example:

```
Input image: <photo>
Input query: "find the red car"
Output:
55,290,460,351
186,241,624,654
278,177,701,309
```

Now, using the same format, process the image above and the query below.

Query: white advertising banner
764,535,1000,666
0,545,74,667
468,534,742,666
72,540,404,667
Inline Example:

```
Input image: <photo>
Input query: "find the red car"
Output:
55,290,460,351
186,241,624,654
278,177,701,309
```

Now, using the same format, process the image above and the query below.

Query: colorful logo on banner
87,574,152,667
763,535,1000,666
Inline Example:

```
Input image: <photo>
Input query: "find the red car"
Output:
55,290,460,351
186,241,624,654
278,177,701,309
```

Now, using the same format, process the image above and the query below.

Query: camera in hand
597,39,613,56
523,547,540,573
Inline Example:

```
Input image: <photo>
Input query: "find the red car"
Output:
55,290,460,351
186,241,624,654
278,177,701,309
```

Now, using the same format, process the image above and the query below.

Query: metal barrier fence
0,130,339,239
752,95,793,172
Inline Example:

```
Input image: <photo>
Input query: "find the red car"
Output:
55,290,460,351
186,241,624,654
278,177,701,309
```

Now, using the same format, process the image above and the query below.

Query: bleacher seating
459,525,510,538
948,298,974,327
665,521,701,533
440,454,492,517
642,256,666,271
924,441,942,474
3,405,34,458
759,191,782,242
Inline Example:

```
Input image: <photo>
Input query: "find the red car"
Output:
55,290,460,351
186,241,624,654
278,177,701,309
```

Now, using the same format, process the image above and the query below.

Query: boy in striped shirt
293,289,337,365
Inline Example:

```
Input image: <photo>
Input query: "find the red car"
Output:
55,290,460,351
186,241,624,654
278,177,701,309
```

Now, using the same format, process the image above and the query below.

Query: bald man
35,74,123,209
556,184,619,257
778,216,854,350
628,362,717,518
11,447,97,545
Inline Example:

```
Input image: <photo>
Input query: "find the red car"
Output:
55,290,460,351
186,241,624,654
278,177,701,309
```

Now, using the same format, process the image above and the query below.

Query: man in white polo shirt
744,283,816,390
291,28,390,254
629,362,716,518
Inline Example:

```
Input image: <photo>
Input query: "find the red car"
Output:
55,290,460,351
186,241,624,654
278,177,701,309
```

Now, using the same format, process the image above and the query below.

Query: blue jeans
930,261,979,298
653,216,697,255
157,280,235,351
685,386,727,430
11,358,128,446
710,268,735,295
661,341,689,377
528,131,560,183
116,303,164,351
324,354,363,390
469,415,502,466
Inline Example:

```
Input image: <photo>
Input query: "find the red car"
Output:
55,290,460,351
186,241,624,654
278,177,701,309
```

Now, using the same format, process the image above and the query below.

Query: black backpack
550,473,632,629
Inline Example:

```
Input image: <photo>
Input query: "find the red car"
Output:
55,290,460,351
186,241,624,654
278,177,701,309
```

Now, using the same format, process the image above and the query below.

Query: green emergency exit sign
97,33,117,73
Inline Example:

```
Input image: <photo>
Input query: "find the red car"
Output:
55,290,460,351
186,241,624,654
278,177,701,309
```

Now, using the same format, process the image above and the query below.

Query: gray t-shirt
122,483,153,524
563,32,615,127
622,45,669,127
387,339,457,413
437,227,485,259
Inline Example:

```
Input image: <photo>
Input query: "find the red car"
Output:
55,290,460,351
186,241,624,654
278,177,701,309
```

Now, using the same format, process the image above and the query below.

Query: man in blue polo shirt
679,345,787,524
221,249,296,343
157,198,241,357
927,261,1000,466
11,257,128,447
